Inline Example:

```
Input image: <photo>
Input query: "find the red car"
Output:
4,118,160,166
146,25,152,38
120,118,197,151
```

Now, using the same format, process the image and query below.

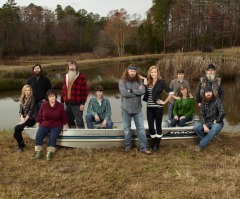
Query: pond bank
0,50,240,91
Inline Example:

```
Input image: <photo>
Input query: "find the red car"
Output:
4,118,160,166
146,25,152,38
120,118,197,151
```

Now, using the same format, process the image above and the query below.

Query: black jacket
143,79,172,103
27,75,52,102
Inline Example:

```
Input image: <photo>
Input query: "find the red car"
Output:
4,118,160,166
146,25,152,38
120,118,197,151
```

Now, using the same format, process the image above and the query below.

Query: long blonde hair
20,84,33,106
147,65,161,87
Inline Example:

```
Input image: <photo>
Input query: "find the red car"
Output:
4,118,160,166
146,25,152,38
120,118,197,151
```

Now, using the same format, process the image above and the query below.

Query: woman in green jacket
171,85,195,127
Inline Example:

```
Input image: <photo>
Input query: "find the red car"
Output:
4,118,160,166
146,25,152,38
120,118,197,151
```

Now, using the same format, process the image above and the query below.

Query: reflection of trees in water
223,80,240,125
191,80,240,125
83,59,158,81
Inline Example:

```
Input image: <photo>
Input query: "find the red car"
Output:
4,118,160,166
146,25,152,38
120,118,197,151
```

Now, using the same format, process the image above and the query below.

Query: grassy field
0,131,240,199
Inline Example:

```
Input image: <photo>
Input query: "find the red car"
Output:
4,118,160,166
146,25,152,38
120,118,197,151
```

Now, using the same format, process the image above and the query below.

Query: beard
206,74,216,81
68,70,77,82
34,71,41,77
205,94,214,101
127,75,138,82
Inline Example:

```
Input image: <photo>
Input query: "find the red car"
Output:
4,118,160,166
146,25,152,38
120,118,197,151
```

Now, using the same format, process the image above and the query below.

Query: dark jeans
34,101,43,119
85,113,113,129
35,126,62,147
14,118,36,148
66,104,84,128
171,116,193,127
146,107,163,136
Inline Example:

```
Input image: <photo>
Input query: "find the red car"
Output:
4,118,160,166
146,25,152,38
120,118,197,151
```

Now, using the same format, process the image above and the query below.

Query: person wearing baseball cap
193,85,225,152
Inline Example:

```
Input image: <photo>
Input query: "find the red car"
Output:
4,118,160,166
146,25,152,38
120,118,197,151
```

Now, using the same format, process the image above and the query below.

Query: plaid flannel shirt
87,97,112,120
61,72,89,105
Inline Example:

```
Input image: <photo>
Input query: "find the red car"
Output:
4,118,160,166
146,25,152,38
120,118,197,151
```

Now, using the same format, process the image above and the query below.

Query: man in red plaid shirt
61,61,89,128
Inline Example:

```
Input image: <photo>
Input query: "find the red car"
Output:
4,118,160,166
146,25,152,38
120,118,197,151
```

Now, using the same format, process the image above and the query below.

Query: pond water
0,80,239,132
0,59,239,132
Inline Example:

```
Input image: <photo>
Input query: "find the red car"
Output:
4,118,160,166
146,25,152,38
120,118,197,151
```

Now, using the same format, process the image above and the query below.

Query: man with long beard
119,64,151,155
27,64,52,118
193,86,225,151
196,64,224,107
61,61,89,128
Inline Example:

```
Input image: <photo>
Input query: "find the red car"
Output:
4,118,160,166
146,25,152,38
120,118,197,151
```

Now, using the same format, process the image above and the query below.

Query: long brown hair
20,84,33,106
147,65,161,87
178,85,190,98
120,69,141,83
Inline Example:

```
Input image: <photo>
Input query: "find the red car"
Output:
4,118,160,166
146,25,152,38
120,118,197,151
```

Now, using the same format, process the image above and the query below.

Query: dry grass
0,53,165,71
0,131,240,199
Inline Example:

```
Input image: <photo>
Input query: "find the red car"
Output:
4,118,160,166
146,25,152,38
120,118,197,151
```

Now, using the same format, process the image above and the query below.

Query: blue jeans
171,116,193,127
121,108,148,151
168,102,174,121
193,122,223,149
85,113,113,129
35,126,62,147
66,104,84,128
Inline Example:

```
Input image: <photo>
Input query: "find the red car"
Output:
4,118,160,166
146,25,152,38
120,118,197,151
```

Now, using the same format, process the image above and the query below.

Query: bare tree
103,9,137,57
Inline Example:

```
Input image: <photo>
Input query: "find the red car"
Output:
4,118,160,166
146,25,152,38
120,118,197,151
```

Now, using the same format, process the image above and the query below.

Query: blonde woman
143,66,174,151
14,84,35,152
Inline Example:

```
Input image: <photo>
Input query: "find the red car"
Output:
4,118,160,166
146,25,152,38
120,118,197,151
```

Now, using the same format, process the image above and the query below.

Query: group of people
13,61,225,160
119,63,225,154
14,61,114,160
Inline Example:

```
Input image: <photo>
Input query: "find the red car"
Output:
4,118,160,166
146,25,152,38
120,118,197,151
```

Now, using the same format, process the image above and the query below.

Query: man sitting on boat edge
85,85,113,129
192,86,225,152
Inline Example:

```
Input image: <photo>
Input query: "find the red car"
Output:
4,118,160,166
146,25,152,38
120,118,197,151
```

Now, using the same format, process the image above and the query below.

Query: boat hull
24,125,198,149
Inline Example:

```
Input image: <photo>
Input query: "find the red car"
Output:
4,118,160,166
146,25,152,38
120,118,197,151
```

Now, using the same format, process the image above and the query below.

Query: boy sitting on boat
85,85,113,129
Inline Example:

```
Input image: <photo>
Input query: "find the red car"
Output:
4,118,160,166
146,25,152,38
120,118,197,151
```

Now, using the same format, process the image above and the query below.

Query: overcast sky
0,0,152,18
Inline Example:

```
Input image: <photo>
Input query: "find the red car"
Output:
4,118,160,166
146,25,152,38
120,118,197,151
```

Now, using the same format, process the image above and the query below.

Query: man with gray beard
61,61,89,128
196,64,224,107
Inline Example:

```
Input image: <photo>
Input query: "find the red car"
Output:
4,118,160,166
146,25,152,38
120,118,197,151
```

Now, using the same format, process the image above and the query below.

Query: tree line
0,0,239,58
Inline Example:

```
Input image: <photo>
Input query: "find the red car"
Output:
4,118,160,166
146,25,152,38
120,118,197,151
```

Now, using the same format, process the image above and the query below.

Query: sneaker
193,146,201,152
142,150,152,155
125,146,131,153
17,147,24,153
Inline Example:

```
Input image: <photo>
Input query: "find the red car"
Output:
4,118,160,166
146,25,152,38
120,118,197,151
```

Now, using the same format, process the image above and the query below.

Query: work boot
155,138,161,151
151,138,157,151
46,146,56,161
31,146,43,160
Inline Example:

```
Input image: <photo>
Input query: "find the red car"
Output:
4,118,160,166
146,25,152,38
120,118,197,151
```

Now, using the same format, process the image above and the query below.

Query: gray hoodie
119,79,146,114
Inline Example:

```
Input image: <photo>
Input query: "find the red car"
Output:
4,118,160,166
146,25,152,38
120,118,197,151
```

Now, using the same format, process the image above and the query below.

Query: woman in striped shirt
143,66,174,151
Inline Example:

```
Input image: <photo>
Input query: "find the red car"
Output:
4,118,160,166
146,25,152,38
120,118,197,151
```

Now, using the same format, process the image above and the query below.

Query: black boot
155,138,161,151
151,138,158,151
